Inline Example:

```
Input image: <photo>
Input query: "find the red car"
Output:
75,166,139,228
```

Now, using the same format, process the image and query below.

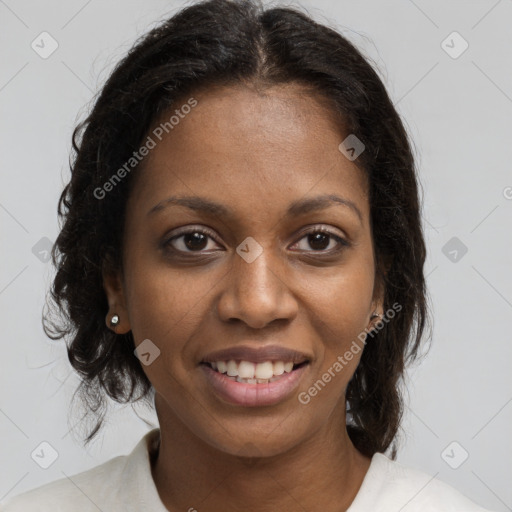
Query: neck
151,395,371,512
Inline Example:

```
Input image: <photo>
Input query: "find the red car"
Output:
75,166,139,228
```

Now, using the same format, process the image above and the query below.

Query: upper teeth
211,360,294,379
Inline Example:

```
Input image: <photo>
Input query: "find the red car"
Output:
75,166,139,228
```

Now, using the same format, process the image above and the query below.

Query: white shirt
0,428,494,511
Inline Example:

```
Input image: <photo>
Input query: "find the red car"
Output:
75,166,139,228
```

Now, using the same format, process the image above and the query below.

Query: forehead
128,83,369,221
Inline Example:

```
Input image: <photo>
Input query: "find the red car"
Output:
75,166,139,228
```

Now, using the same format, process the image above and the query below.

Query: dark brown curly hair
43,0,431,458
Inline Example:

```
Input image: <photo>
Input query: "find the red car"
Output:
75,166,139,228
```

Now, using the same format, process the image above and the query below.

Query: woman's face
104,83,383,457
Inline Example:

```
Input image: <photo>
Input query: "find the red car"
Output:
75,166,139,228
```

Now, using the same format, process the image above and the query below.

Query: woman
1,0,495,510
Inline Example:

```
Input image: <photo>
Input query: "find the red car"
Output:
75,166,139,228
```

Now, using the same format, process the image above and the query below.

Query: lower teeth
222,374,284,384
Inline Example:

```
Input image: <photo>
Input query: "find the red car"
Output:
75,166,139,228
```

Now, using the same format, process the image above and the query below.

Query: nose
216,246,298,329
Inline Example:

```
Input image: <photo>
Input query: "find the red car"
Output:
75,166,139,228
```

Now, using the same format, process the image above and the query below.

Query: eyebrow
147,193,363,223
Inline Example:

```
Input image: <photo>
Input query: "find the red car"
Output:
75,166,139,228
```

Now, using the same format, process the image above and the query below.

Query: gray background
1,0,511,510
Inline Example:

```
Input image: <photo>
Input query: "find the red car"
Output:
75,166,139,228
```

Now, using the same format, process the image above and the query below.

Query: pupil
185,232,207,250
309,233,329,250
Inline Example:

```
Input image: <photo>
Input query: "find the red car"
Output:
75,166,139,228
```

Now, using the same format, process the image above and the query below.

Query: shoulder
0,454,129,512
350,453,496,512
0,428,162,512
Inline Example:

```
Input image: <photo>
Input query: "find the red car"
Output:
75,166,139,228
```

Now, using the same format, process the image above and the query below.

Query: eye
163,225,349,255
163,227,221,253
291,226,349,253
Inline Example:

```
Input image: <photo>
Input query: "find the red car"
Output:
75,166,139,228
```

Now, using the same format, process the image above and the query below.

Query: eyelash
163,225,349,256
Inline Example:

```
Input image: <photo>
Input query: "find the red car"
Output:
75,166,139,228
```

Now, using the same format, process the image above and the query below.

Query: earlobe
368,262,387,331
367,311,383,335
102,262,131,334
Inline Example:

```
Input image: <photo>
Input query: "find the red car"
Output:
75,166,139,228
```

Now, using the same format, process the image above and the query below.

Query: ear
368,254,391,329
102,259,131,334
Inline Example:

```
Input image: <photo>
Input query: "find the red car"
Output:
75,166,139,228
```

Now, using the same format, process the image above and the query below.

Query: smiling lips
207,359,296,384
200,344,311,406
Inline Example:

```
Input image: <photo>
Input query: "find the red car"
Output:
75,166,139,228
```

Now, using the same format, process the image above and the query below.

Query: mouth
199,359,309,384
199,359,310,407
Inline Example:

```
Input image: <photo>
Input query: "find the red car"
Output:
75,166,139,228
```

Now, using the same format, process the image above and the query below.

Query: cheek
122,246,224,372
310,263,375,340
300,272,372,408
304,256,375,394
